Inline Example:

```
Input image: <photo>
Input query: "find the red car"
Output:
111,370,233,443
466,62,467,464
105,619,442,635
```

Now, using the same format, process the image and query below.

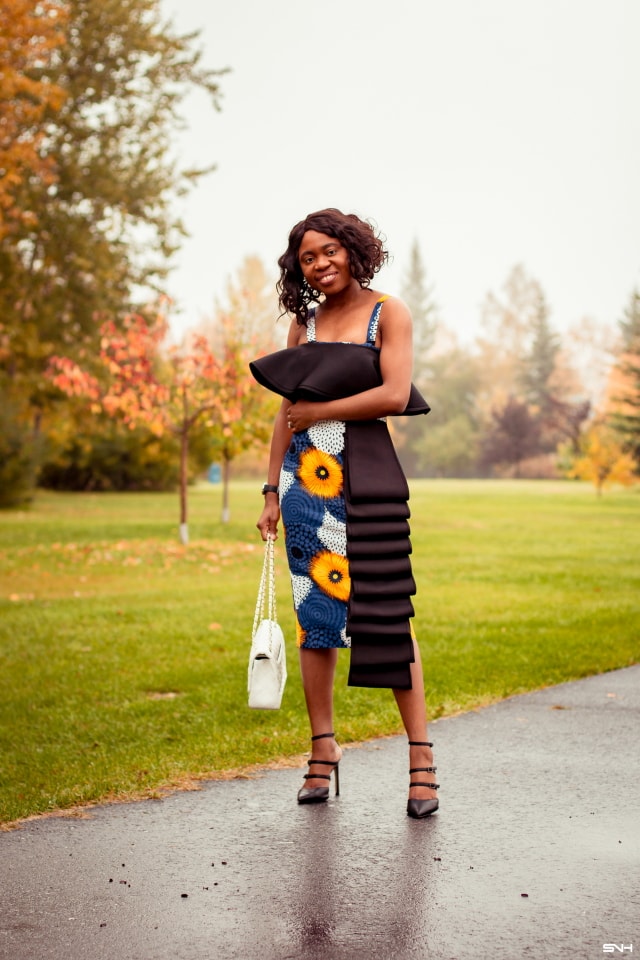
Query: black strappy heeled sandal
297,732,341,804
407,740,439,818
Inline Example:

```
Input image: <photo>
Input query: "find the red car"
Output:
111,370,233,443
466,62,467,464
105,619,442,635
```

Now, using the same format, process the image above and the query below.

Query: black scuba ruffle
343,420,417,690
250,342,430,416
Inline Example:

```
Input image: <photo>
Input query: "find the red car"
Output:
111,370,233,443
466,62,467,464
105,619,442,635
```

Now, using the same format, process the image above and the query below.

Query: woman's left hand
286,401,319,432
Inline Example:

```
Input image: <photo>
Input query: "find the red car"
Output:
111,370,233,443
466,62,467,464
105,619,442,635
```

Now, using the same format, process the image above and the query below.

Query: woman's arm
256,319,302,540
286,297,413,432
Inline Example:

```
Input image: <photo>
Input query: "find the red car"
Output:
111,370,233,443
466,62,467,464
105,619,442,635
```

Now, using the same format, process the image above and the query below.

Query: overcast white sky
161,0,640,342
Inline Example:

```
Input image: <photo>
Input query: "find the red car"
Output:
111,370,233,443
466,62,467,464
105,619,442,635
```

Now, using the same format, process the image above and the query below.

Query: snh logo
603,947,633,954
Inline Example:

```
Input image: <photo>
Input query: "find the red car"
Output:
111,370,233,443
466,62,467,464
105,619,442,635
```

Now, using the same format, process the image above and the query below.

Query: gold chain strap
252,535,276,638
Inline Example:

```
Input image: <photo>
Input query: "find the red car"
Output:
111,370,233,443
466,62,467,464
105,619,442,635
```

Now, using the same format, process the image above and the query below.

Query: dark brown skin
257,229,413,542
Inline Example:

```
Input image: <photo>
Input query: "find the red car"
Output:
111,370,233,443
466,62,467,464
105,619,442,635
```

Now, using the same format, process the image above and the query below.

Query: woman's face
298,230,353,294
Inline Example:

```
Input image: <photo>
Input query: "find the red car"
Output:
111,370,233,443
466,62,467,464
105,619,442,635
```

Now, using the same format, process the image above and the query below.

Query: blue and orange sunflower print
279,420,351,649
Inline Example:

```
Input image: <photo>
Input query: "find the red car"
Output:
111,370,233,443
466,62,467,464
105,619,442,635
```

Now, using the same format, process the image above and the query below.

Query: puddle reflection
282,803,439,955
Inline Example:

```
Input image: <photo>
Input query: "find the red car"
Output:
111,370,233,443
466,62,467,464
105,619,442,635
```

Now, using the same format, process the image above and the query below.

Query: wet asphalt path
1,665,638,960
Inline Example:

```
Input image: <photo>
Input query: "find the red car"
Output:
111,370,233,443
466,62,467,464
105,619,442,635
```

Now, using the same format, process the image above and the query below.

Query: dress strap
306,306,317,342
366,296,389,344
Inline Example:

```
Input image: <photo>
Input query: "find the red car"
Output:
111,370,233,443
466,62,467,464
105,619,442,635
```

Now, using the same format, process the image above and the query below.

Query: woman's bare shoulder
377,294,412,325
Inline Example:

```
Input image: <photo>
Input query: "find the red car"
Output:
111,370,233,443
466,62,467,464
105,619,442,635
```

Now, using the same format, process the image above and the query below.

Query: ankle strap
311,732,335,741
409,740,433,747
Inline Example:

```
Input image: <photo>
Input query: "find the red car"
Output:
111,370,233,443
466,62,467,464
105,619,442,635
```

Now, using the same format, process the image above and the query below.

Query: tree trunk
221,455,231,523
179,427,189,544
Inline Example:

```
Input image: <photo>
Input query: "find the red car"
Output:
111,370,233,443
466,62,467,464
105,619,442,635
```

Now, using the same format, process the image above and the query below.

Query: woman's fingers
256,520,278,541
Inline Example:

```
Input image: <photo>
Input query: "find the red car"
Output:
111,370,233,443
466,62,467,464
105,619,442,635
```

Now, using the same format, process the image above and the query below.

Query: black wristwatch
261,483,279,496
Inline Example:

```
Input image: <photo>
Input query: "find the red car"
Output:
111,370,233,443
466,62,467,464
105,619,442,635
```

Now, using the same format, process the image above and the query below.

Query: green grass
0,480,638,825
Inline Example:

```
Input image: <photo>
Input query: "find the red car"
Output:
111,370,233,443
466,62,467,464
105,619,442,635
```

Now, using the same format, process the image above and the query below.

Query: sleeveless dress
253,296,427,690
278,304,372,650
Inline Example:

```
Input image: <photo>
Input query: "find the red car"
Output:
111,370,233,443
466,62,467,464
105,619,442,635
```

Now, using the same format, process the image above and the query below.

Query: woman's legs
393,640,438,801
299,648,342,788
298,642,436,799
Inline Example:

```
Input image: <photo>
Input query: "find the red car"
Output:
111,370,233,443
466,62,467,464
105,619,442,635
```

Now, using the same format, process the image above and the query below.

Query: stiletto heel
297,732,341,804
407,740,439,818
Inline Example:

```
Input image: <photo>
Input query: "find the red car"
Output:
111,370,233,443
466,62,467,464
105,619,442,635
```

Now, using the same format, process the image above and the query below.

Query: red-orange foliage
49,312,248,434
48,311,257,534
0,0,68,239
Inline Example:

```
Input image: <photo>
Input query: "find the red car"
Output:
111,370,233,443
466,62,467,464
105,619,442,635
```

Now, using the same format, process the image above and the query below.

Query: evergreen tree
401,239,438,389
611,288,640,470
519,292,559,417
396,239,438,475
619,288,640,351
517,291,565,452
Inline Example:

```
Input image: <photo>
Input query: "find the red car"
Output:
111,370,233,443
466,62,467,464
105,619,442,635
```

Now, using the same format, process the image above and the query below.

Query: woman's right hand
256,496,280,541
255,323,301,544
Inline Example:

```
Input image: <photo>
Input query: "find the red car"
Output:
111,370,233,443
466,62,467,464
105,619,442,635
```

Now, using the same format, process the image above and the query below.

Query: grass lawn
0,479,638,825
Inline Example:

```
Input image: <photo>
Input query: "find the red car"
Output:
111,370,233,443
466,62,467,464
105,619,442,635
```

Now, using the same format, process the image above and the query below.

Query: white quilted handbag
248,535,287,709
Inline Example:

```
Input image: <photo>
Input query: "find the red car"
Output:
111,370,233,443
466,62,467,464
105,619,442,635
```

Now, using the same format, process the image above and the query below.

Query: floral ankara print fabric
280,419,351,650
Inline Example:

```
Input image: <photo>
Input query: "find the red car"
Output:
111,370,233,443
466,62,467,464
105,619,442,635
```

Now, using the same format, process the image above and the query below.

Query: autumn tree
206,316,279,522
0,0,67,241
0,0,68,504
1,0,226,500
48,311,253,542
476,264,543,412
201,256,281,520
569,421,637,496
210,256,285,351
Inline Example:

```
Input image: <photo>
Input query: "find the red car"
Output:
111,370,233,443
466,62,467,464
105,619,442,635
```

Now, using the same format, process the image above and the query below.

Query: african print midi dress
251,295,429,688
278,309,355,650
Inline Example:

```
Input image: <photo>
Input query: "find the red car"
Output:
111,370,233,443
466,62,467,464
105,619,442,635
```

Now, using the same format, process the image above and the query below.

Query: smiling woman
277,209,388,326
252,208,439,818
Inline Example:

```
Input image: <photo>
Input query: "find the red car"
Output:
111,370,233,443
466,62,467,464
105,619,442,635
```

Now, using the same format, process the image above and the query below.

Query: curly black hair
277,208,389,325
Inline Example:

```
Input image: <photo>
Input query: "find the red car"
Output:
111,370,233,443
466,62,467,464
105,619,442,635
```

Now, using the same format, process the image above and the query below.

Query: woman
254,208,439,818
